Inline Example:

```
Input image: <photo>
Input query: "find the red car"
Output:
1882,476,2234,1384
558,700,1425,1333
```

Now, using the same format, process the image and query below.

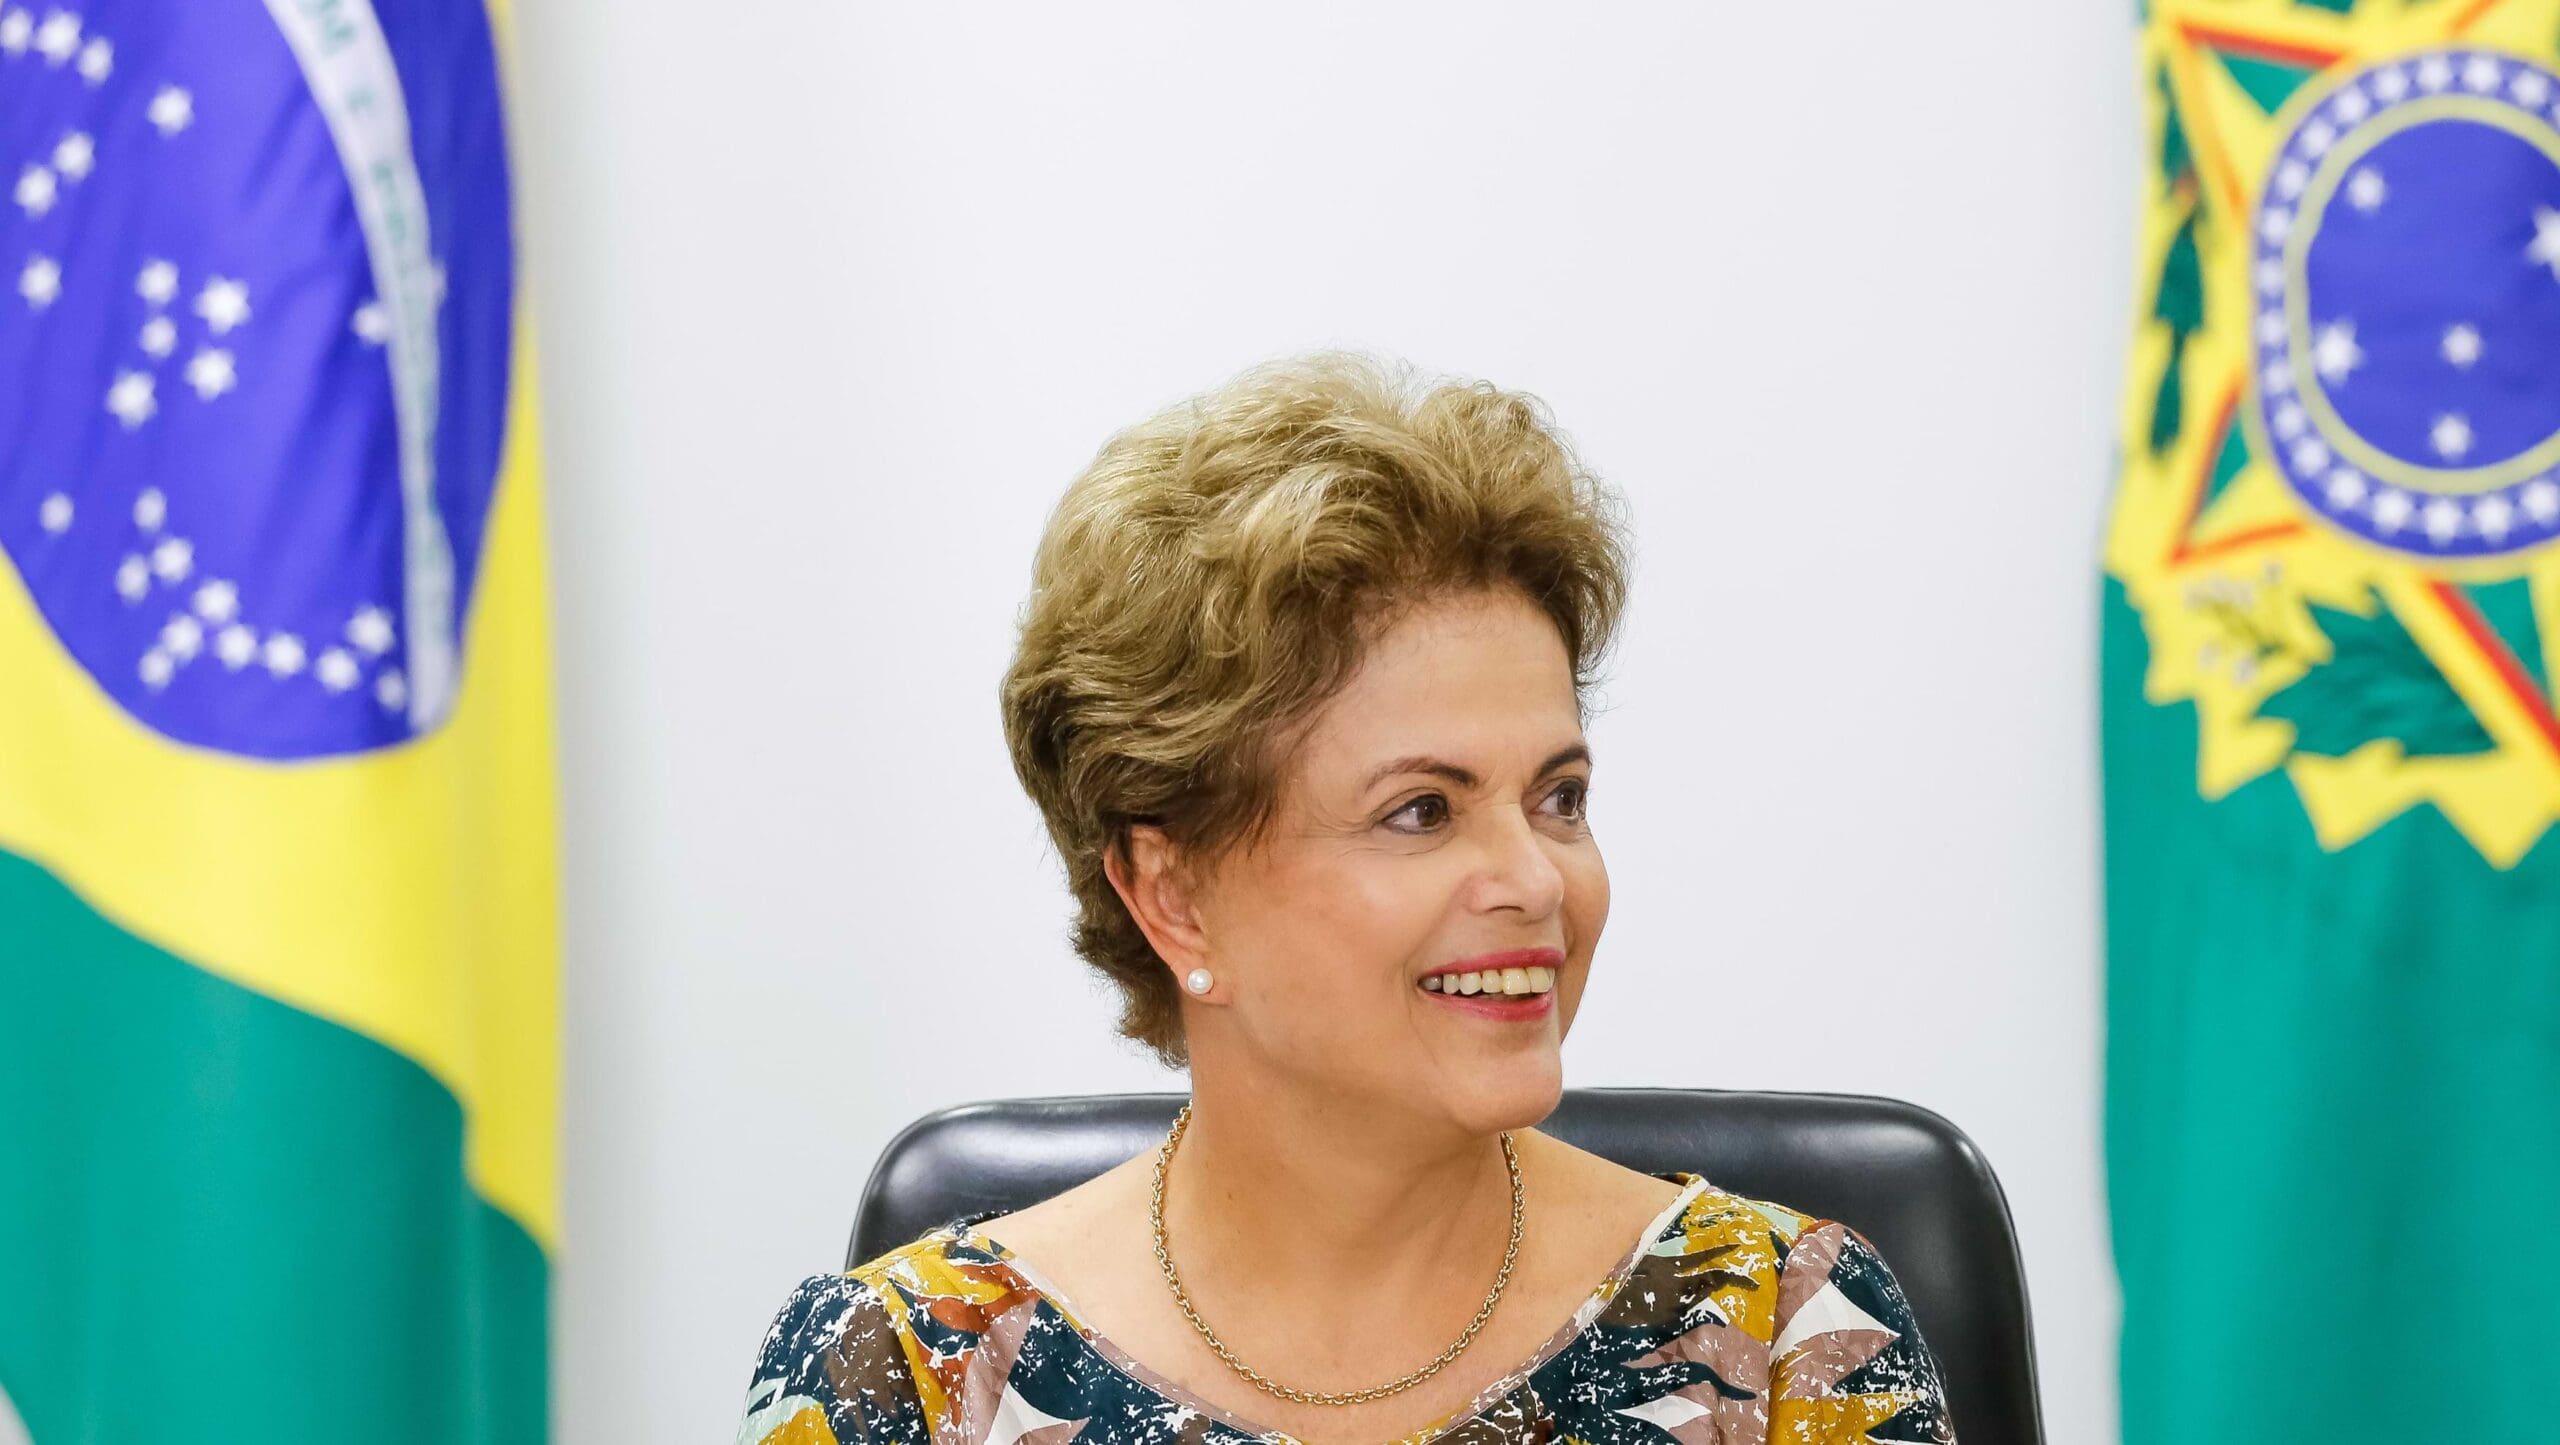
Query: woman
736,353,1959,1445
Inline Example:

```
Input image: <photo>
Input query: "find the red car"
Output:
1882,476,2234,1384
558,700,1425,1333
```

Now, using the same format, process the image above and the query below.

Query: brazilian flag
0,1,555,1440
2108,1,2560,1439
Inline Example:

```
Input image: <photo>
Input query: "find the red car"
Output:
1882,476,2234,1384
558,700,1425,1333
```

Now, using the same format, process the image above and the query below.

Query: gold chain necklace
1148,1101,1524,1407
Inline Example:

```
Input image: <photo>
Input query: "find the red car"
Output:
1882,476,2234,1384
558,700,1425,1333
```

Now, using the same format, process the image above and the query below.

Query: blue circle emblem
2252,47,2560,559
0,0,513,759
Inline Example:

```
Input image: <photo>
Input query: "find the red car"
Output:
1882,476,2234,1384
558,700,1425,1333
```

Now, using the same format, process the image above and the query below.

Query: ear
1103,823,1212,978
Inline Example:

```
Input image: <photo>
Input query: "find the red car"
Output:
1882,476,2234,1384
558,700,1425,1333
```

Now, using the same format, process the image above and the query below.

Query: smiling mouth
1419,965,1555,998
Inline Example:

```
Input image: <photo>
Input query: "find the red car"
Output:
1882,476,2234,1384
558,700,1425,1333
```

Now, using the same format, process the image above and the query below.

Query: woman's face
1177,584,1608,1136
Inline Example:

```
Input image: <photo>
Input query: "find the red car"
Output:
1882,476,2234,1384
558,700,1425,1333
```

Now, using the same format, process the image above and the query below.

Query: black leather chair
850,1087,2046,1445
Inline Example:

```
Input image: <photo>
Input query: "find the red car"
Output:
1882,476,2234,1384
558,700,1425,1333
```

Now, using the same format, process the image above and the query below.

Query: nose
1471,806,1566,919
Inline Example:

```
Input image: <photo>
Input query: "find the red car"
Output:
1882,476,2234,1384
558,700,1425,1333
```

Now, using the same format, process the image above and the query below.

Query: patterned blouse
737,1172,1959,1445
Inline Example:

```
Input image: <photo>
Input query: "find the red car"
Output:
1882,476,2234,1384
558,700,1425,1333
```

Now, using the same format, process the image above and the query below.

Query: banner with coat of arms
2105,1,2560,1440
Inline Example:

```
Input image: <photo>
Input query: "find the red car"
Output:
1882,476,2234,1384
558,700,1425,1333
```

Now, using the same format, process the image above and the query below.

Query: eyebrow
1363,743,1592,793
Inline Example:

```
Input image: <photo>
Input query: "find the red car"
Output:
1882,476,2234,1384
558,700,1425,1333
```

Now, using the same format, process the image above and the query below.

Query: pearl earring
1184,967,1214,996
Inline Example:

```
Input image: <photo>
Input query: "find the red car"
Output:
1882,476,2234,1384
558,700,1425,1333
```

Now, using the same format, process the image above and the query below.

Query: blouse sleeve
1765,1220,1960,1443
735,1272,931,1445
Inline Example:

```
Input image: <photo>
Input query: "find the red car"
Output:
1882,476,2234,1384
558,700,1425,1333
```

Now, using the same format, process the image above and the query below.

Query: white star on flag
74,34,106,83
2261,207,2294,244
2418,54,2455,91
214,623,258,669
15,164,57,218
2530,207,2560,280
2325,470,2367,509
139,650,173,689
2462,54,2504,92
161,613,203,662
2331,87,2372,125
2517,71,2555,109
31,10,77,64
2431,413,2474,461
184,347,236,400
2301,119,2337,157
133,487,165,530
18,255,60,309
2443,323,2483,368
2372,65,2411,102
2423,497,2465,541
346,605,396,655
149,535,192,583
147,86,192,136
2373,489,2415,532
2523,479,2560,522
375,669,408,712
351,300,389,344
2273,159,2310,200
105,370,157,428
139,316,175,357
0,11,29,54
192,579,239,623
2475,494,2516,541
2312,320,2364,384
136,258,177,305
52,131,92,181
115,555,149,602
262,632,306,678
2345,167,2386,212
38,493,72,533
194,276,249,334
315,648,359,692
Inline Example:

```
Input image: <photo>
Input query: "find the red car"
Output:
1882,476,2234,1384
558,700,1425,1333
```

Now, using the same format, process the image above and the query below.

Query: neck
1164,1077,1521,1316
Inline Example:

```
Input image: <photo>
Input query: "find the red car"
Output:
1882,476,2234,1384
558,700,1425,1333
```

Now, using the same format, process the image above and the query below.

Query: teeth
1420,965,1557,997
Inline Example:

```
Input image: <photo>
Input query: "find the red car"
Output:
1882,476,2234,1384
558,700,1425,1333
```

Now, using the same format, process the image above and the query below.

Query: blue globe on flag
0,0,512,758
2252,46,2560,560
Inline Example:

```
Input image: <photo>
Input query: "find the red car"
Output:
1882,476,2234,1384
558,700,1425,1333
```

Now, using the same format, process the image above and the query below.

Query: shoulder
1650,1176,1921,1306
735,1232,970,1445
1644,1178,1960,1441
1627,1178,1815,1317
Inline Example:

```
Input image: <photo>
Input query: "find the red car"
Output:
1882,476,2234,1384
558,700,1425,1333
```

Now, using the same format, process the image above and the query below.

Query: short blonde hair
999,351,1631,1067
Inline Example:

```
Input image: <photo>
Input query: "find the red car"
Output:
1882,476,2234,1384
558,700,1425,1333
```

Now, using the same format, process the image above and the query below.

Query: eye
1542,778,1590,821
1392,794,1454,830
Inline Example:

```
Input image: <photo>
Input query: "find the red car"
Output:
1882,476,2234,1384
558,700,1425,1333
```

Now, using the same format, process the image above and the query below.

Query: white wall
506,5,2133,1442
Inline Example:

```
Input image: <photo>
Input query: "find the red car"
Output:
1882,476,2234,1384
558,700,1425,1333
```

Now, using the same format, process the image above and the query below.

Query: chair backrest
851,1087,2046,1445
